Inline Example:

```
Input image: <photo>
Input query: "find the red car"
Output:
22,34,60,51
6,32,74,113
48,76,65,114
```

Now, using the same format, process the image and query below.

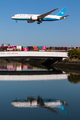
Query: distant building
2,44,10,46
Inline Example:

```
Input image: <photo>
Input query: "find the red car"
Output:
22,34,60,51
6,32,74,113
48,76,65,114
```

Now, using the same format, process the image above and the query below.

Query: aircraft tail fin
57,7,66,17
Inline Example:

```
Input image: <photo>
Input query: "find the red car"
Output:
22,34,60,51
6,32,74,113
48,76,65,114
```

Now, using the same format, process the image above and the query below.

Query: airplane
11,96,68,114
11,7,69,24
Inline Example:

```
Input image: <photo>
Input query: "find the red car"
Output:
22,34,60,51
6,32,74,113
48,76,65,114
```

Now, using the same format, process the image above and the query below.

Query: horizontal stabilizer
60,15,69,20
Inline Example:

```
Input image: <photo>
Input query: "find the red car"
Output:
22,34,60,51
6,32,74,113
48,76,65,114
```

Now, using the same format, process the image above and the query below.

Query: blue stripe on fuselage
12,17,59,21
43,18,59,21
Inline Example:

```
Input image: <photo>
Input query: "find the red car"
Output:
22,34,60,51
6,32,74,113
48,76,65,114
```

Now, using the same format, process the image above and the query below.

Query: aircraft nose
11,16,13,19
11,15,15,19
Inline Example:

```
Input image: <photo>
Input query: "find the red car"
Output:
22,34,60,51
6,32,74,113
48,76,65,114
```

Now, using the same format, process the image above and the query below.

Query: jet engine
27,20,34,23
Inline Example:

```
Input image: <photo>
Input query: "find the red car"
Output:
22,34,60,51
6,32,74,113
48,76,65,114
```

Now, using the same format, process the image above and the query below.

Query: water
0,62,47,71
0,62,80,120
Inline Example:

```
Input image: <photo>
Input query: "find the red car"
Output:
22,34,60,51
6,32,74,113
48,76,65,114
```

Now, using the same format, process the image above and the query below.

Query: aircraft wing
43,106,58,114
38,8,58,20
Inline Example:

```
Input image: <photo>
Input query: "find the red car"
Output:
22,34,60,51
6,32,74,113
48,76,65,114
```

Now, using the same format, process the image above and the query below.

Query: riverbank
26,58,80,72
52,58,80,73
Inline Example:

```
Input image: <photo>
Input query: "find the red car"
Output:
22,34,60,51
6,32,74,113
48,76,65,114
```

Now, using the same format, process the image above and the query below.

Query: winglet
57,7,66,17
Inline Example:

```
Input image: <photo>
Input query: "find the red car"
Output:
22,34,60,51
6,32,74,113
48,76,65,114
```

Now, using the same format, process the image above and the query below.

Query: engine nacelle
31,16,38,20
27,20,34,23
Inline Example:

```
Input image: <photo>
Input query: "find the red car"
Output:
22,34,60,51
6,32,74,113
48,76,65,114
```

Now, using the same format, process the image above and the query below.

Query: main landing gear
37,21,42,24
37,18,42,24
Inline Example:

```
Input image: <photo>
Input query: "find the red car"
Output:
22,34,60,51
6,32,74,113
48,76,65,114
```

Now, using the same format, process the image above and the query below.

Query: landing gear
37,21,40,24
37,18,42,24
37,21,42,24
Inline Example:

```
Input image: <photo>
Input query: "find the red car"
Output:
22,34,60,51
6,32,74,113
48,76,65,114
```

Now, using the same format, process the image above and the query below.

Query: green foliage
68,75,80,84
68,49,80,59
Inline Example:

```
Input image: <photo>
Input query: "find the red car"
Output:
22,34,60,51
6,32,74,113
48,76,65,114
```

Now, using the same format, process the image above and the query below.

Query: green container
23,46,28,48
13,49,17,51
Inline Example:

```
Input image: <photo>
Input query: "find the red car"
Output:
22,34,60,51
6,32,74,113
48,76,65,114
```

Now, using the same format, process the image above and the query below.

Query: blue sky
0,0,80,47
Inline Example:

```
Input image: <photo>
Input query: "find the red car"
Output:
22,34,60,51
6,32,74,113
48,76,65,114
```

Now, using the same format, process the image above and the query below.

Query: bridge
0,74,68,81
0,51,68,59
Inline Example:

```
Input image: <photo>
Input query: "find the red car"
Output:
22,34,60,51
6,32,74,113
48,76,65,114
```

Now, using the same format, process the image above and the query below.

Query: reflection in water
0,62,69,81
0,74,68,81
11,96,68,114
0,63,47,71
0,62,80,119
0,62,80,85
68,74,80,84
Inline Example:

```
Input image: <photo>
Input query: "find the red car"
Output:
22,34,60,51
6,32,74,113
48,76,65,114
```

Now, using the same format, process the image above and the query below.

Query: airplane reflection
11,96,68,114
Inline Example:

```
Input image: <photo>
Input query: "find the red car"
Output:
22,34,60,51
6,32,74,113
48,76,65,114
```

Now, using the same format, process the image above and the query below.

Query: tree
68,49,80,59
68,74,80,84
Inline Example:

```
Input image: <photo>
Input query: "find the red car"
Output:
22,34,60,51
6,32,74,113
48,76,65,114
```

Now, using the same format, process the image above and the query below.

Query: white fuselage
11,100,63,108
11,14,61,22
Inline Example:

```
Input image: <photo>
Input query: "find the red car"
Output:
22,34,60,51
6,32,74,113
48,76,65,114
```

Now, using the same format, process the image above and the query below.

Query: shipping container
32,46,38,51
23,46,28,48
7,48,13,51
13,49,17,51
38,46,43,50
23,48,28,51
38,46,43,48
17,46,22,50
3,47,8,51
43,46,47,50
28,46,33,51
